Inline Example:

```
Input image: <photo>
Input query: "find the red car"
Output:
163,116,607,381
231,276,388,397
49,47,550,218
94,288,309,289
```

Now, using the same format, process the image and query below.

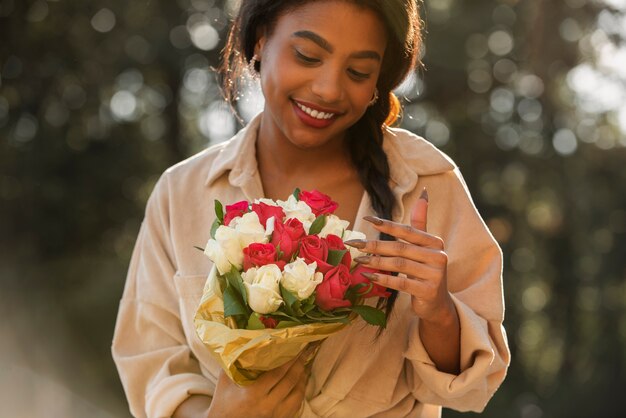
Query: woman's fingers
353,255,442,281
362,216,444,250
345,238,448,266
267,356,308,400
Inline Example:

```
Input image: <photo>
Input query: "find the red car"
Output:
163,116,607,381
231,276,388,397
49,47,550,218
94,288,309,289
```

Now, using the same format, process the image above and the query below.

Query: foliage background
1,0,625,417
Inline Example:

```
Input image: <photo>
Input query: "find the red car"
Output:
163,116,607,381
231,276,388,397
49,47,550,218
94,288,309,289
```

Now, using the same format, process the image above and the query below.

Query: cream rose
204,225,245,274
230,211,269,246
319,214,350,238
277,195,316,232
281,258,323,300
343,229,367,267
242,265,284,314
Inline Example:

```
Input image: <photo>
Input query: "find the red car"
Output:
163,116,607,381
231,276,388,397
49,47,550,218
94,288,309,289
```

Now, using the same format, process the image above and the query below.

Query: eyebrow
292,30,381,61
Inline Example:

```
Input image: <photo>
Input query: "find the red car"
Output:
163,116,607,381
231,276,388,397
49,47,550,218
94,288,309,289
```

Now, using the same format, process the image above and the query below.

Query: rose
315,264,352,311
323,234,351,269
277,195,316,232
259,316,278,329
350,264,392,299
298,235,332,273
319,214,350,238
242,265,284,314
281,258,323,300
230,211,269,247
271,218,306,261
204,225,245,274
251,201,285,229
223,200,249,226
243,242,283,271
343,230,367,267
299,190,338,216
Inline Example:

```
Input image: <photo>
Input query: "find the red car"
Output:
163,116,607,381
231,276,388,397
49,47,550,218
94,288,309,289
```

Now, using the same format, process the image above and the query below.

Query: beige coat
112,114,510,418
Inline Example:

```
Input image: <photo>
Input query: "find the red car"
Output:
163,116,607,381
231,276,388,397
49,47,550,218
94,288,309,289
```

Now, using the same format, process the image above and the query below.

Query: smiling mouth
294,101,337,120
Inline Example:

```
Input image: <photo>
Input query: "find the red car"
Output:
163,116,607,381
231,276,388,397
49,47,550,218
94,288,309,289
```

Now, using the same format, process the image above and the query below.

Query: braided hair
220,0,423,320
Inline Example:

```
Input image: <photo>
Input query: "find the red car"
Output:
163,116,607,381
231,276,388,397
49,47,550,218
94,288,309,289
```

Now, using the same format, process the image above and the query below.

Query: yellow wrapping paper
194,266,349,386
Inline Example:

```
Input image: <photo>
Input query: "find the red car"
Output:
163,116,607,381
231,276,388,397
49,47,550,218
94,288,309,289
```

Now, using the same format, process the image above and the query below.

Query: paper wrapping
194,265,348,386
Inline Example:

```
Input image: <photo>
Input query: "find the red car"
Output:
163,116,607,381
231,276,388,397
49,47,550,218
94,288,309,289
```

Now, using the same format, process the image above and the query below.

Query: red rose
323,234,351,268
223,200,249,226
350,265,392,299
271,218,306,261
299,235,332,273
315,264,352,311
251,202,285,228
259,316,278,329
243,243,278,271
299,190,338,216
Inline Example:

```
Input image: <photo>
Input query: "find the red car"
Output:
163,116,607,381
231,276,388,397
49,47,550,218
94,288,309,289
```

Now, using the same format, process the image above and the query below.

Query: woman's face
256,0,387,150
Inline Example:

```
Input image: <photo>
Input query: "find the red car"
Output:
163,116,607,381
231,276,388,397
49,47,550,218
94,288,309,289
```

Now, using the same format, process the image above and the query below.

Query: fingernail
363,215,384,225
419,187,429,202
344,239,367,249
354,256,371,264
361,272,379,281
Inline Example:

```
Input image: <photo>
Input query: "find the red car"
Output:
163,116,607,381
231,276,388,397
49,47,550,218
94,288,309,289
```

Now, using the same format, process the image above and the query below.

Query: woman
112,1,510,417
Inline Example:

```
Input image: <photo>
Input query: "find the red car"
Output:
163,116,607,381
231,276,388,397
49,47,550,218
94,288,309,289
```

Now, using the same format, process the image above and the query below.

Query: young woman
112,1,510,417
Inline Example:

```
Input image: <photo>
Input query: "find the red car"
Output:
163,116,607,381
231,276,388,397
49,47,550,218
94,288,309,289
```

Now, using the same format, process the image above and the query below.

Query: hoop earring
368,88,379,106
248,54,260,78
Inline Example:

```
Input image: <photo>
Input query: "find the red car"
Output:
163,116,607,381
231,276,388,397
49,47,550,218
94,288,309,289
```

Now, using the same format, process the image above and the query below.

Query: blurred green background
1,0,625,417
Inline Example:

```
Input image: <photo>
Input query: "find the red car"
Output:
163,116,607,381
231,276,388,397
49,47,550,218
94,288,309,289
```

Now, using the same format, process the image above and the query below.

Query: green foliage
308,215,327,235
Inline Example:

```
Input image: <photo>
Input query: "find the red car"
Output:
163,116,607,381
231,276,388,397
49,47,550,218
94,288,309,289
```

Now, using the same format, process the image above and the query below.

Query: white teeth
296,102,335,120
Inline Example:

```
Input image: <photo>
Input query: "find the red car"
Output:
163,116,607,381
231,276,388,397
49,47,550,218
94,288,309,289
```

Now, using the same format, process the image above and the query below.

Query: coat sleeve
404,168,510,412
111,173,214,418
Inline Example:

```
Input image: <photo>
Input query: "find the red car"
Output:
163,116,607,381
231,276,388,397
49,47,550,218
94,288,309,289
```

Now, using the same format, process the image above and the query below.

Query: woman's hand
345,188,461,374
206,353,310,418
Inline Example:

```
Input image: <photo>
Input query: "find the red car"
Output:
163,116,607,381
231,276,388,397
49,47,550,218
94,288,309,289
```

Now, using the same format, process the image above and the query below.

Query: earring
248,54,260,78
368,88,379,106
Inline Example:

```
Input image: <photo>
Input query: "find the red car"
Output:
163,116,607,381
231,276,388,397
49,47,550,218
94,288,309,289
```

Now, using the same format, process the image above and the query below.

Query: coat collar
204,112,456,219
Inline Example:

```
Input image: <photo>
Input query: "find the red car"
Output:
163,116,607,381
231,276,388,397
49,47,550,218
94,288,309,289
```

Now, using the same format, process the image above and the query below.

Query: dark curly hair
220,0,422,321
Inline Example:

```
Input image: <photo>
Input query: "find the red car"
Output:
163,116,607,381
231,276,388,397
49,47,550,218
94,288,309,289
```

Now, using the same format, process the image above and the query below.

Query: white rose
242,265,284,314
204,225,245,274
281,258,324,300
231,211,268,247
277,195,316,231
319,214,350,238
343,229,367,267
254,198,279,206
204,238,232,275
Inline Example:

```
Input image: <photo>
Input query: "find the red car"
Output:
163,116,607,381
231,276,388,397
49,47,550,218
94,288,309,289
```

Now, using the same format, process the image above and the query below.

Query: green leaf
210,218,220,239
292,188,301,200
351,305,387,328
215,200,224,223
246,312,265,330
308,215,327,235
223,286,248,318
345,282,370,304
276,320,301,329
327,249,348,267
280,284,299,310
226,267,247,306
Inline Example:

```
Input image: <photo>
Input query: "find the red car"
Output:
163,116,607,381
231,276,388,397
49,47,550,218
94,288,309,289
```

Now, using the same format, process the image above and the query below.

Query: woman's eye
348,69,371,81
295,50,320,64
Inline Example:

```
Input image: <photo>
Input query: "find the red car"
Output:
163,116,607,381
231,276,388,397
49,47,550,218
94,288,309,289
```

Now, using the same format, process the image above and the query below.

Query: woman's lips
291,100,340,129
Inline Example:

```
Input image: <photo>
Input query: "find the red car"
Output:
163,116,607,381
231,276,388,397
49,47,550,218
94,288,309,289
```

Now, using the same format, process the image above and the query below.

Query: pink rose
251,202,285,228
223,200,249,226
315,264,352,311
271,218,306,261
323,234,351,268
350,265,392,299
299,190,338,216
299,235,332,273
243,243,282,271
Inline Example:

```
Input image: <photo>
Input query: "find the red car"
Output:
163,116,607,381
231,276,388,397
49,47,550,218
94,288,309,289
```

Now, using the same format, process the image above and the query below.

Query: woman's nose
310,67,343,103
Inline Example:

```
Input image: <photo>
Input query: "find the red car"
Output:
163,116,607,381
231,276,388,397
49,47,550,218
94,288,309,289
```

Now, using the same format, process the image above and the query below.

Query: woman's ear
254,26,267,57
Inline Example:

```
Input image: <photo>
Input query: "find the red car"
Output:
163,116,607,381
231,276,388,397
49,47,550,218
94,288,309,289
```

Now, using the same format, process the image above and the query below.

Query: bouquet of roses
194,189,390,385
